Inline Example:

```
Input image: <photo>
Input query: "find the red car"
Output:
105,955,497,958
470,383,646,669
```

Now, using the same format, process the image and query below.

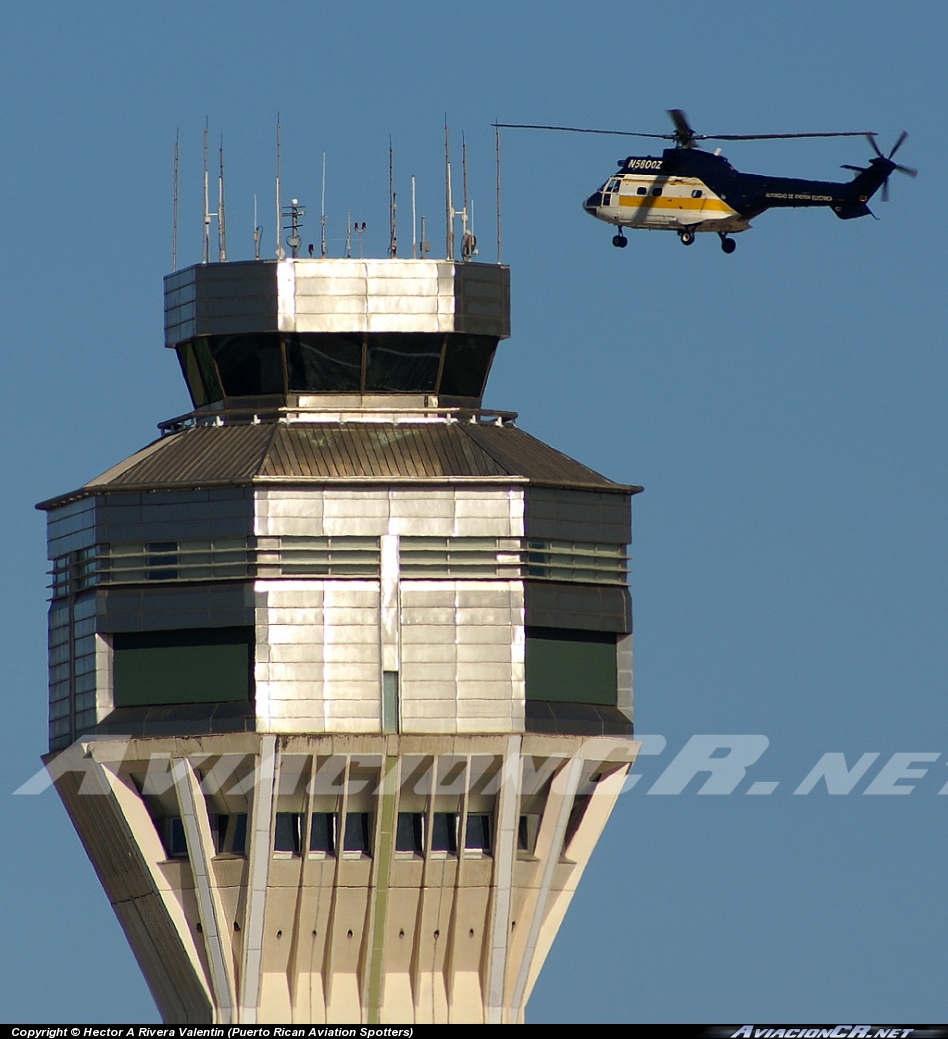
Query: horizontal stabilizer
833,201,872,220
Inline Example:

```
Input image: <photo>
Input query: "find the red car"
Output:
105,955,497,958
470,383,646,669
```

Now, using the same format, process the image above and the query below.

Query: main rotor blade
888,130,909,159
493,122,670,140
707,130,877,141
494,122,880,145
668,109,693,132
668,109,695,143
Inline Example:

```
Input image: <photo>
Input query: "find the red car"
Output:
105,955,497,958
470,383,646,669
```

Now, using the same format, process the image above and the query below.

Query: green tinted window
525,627,617,705
113,627,253,706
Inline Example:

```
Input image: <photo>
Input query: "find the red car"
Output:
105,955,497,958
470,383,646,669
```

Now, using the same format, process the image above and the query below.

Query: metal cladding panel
524,582,632,634
454,262,512,337
46,496,97,556
524,487,634,543
165,259,509,345
92,488,254,542
100,585,256,633
284,259,510,338
164,262,279,346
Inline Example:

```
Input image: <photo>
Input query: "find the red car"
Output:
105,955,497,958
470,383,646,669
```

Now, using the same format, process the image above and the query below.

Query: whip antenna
202,119,210,264
495,121,502,264
389,137,397,257
275,115,284,259
444,119,453,259
320,152,327,257
172,129,178,271
217,135,227,261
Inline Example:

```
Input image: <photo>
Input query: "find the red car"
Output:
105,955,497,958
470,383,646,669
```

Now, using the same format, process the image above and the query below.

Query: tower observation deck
39,253,643,1024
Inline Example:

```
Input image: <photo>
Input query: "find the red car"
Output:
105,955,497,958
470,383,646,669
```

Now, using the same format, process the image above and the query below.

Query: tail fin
836,136,916,218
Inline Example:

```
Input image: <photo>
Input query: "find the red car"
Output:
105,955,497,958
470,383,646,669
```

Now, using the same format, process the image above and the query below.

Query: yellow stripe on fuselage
617,194,734,213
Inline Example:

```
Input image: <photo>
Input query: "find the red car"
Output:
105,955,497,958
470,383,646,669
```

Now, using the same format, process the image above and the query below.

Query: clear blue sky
2,1,946,1024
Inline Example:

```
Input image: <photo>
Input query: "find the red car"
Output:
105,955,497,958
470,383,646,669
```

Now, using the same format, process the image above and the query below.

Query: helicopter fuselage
583,146,887,236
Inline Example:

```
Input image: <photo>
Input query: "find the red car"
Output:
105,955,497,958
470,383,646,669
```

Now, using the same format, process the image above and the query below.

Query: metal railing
158,404,519,436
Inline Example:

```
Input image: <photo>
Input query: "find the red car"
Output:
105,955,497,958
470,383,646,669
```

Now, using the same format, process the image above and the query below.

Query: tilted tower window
175,331,498,404
285,333,362,392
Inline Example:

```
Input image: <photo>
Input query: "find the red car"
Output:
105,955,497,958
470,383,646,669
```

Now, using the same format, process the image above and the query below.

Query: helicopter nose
583,191,602,213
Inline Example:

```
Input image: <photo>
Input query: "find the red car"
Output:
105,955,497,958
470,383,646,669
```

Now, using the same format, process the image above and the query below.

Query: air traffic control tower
39,253,642,1023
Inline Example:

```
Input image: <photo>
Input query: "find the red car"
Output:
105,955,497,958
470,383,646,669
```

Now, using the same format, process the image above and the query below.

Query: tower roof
37,419,641,510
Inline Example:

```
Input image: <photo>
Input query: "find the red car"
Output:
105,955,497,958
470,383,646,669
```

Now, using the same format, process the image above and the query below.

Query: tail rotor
865,132,918,201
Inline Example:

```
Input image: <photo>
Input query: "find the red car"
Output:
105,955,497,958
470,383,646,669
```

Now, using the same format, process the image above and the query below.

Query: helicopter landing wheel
679,230,695,246
612,233,627,248
720,235,736,254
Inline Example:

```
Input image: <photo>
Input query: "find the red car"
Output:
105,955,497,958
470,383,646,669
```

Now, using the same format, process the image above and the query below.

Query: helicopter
496,111,916,253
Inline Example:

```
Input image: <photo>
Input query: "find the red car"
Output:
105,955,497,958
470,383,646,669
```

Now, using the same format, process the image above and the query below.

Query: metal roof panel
38,419,637,510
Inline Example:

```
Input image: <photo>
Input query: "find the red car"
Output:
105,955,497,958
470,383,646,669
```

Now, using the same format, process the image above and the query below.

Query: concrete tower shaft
40,256,642,1023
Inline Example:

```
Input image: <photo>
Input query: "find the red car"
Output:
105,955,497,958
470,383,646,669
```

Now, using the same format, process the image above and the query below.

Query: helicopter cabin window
607,178,621,192
691,189,703,198
651,187,663,196
636,186,647,195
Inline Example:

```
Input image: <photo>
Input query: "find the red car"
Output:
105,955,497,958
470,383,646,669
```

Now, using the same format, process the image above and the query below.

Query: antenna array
170,121,500,268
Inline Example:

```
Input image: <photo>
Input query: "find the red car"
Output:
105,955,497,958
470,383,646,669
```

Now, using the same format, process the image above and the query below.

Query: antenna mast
496,121,502,264
275,115,285,259
444,120,453,260
283,198,304,258
202,121,210,265
389,138,397,257
462,132,469,241
460,132,474,261
320,152,327,258
217,136,227,262
172,129,178,272
253,194,261,260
